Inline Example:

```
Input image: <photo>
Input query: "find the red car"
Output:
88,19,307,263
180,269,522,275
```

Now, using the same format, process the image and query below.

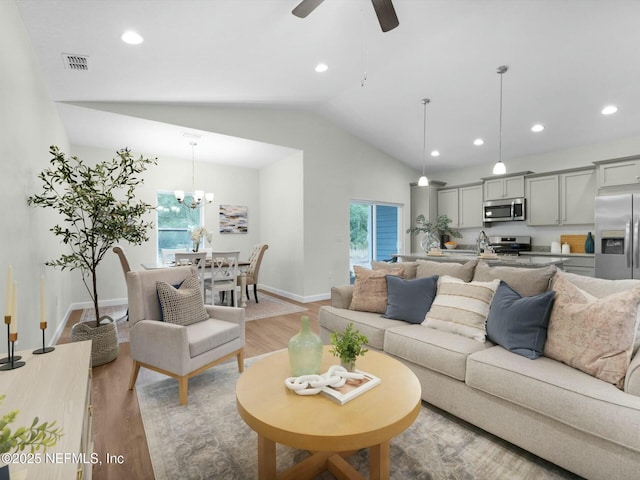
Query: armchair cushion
186,319,241,357
156,275,208,326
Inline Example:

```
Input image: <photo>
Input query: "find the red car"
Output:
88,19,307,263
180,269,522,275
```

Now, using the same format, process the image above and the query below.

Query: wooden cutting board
560,234,587,253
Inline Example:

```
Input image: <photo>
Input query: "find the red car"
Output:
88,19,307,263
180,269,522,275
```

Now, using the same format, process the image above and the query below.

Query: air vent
62,54,89,71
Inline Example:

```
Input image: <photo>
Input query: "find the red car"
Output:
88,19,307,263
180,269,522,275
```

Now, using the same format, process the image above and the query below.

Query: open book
321,370,381,405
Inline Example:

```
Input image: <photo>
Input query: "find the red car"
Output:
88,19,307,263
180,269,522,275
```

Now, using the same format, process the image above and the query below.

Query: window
156,192,204,258
349,201,401,281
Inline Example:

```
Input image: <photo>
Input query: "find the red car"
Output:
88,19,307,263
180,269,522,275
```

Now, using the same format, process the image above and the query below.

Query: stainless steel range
488,236,532,255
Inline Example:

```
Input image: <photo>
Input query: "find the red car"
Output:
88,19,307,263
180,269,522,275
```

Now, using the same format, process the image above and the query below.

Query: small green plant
0,395,63,454
406,214,462,239
329,323,369,368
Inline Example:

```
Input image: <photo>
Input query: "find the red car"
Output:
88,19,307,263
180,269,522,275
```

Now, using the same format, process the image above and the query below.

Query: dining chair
238,244,269,303
205,251,240,306
175,252,207,298
161,248,187,264
113,246,133,320
126,266,245,405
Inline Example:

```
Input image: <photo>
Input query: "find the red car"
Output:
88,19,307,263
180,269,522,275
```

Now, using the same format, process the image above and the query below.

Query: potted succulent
329,322,369,372
406,214,462,250
28,146,156,366
0,395,62,479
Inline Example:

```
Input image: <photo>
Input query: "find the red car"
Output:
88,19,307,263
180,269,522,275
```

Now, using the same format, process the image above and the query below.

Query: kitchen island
392,252,565,268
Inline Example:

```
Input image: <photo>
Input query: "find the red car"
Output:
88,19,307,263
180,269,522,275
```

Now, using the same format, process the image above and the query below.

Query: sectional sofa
318,260,640,480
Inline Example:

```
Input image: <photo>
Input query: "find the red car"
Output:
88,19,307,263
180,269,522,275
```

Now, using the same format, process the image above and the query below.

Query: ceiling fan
292,0,399,32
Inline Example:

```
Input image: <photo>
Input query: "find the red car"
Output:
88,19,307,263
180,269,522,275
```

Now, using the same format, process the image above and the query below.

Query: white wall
1,0,70,349
69,102,420,300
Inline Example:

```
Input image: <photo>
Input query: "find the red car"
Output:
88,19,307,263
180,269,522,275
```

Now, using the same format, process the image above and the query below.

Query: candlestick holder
0,315,21,365
33,321,55,355
0,332,25,370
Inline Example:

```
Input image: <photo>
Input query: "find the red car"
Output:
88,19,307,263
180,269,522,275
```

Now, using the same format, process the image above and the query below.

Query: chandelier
174,142,214,209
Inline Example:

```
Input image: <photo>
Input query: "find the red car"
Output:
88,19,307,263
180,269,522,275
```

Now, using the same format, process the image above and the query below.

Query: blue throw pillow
486,281,556,359
383,275,439,324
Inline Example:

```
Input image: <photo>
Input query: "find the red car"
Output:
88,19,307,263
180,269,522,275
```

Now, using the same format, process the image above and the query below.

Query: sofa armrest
331,285,354,309
625,350,640,397
205,305,245,326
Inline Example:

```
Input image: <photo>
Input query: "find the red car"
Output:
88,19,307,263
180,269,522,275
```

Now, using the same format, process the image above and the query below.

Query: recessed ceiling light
121,30,144,45
601,105,618,115
531,124,545,132
473,138,484,146
430,150,440,157
315,63,328,73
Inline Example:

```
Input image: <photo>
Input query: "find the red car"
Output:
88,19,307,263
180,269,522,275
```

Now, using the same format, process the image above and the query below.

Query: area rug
79,304,129,343
243,293,307,321
136,358,581,480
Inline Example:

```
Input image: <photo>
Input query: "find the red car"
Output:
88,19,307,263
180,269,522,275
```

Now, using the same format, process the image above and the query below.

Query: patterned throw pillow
423,275,500,342
544,274,640,389
156,275,209,326
349,265,404,314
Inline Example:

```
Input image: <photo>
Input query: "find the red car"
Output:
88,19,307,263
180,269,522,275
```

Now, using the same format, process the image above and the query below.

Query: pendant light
493,65,508,175
417,98,430,186
174,142,214,209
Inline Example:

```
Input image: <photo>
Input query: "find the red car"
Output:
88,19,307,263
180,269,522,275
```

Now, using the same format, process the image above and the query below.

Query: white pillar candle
9,281,17,334
40,274,45,324
5,265,12,318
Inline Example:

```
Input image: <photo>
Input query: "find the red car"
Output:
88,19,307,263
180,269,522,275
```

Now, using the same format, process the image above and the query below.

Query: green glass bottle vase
288,316,323,377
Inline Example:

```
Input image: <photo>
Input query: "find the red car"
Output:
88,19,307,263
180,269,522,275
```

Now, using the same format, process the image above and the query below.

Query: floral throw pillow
544,274,640,389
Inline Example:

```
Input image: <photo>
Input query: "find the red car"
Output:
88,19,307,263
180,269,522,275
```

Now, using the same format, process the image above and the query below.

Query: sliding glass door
349,201,401,281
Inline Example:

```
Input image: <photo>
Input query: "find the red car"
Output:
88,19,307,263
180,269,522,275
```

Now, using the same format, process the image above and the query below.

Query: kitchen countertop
392,252,566,268
520,251,594,258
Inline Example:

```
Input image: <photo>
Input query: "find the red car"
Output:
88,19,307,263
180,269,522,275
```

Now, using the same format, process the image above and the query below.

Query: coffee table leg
369,440,390,480
257,434,276,480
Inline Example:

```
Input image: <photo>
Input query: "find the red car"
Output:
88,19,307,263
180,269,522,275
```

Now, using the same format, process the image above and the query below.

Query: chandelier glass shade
175,142,214,209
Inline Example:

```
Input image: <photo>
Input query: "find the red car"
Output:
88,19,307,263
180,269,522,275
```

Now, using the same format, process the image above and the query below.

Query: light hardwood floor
57,292,330,480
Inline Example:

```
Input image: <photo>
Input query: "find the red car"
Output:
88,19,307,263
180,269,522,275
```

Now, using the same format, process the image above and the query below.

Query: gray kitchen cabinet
561,256,595,277
595,157,640,189
483,175,525,200
437,188,459,227
526,168,595,226
459,184,483,228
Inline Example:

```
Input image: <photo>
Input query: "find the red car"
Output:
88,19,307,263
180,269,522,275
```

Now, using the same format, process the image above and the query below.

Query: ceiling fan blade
371,0,399,32
292,0,325,18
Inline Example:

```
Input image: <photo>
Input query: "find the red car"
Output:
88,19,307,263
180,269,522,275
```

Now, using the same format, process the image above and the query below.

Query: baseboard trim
51,298,128,347
258,285,330,304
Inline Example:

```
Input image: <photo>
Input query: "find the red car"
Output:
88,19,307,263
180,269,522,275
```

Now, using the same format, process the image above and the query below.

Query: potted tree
406,214,462,251
28,146,156,366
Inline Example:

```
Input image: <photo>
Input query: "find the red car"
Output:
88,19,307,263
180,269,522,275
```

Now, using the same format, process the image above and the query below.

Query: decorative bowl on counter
444,242,458,250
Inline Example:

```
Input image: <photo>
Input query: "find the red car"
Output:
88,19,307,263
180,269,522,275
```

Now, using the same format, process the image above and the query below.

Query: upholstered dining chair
238,244,269,303
113,246,132,320
126,266,245,405
174,251,206,298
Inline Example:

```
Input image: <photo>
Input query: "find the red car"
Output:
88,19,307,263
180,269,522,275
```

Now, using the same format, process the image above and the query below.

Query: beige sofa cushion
466,346,640,452
416,259,477,282
350,265,404,314
545,274,640,389
186,319,240,358
372,260,418,279
423,276,500,342
472,260,555,296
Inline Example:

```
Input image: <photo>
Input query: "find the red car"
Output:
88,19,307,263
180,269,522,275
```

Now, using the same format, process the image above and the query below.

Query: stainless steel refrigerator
595,194,640,279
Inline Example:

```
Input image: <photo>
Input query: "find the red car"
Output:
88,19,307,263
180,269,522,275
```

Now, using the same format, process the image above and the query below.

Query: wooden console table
0,341,93,479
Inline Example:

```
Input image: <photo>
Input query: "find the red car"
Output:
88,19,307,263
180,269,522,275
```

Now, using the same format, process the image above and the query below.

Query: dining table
141,259,251,308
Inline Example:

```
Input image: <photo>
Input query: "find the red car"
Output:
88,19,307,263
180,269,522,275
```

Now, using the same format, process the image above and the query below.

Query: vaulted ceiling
16,0,640,173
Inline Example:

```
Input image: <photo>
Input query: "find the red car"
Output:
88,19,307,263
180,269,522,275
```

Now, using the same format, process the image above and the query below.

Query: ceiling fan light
418,175,429,187
493,161,506,175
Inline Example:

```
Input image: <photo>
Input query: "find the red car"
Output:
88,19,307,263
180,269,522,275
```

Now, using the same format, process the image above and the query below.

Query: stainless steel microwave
483,198,526,223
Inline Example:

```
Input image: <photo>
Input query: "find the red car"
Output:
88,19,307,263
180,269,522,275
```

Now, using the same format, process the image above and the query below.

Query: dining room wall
0,0,71,349
68,102,419,301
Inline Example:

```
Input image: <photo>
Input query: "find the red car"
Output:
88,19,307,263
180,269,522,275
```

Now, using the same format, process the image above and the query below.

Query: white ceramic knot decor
284,365,364,396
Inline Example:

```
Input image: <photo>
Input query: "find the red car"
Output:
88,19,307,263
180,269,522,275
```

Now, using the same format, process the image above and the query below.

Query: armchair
126,266,245,405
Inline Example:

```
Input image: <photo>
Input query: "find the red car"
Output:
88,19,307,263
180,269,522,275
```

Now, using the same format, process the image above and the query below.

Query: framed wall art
219,205,248,234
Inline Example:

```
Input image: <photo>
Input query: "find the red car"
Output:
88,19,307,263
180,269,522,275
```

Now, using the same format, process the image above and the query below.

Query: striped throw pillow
423,275,500,342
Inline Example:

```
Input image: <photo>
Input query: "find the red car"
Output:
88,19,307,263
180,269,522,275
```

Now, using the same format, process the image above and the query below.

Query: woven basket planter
71,317,119,367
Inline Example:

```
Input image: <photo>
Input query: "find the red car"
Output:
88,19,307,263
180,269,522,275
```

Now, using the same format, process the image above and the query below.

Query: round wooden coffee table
236,346,422,480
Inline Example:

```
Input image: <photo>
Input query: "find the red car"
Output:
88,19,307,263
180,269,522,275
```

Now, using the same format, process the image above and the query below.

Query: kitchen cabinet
410,181,444,252
595,156,640,189
483,174,526,200
437,183,483,229
526,168,595,226
561,256,595,277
